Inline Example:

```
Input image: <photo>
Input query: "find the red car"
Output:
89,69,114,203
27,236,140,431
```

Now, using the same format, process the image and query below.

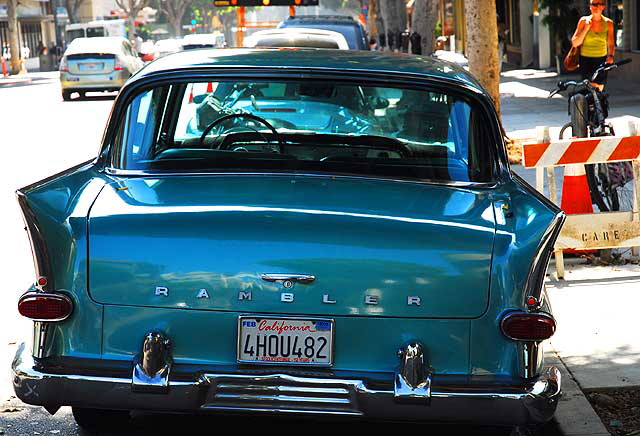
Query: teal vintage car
12,49,563,434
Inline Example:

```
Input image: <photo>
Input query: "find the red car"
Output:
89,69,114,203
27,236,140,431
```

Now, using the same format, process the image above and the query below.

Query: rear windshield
252,36,340,49
112,80,496,183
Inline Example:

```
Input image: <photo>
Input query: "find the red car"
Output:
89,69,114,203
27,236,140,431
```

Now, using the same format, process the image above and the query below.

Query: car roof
278,17,366,49
244,28,350,50
64,36,129,55
131,48,483,92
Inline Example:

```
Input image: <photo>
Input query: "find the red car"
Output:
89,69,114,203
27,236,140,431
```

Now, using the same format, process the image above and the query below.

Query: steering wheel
199,113,283,150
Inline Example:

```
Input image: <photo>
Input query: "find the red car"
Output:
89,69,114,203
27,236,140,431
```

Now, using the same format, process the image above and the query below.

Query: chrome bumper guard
12,341,561,425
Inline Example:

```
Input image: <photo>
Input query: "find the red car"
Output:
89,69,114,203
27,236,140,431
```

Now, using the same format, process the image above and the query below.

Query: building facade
0,0,61,62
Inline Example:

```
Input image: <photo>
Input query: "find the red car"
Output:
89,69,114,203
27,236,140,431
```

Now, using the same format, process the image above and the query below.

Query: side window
117,88,166,167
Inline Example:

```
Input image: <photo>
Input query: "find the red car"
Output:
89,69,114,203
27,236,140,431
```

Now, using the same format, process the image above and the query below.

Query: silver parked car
59,36,143,101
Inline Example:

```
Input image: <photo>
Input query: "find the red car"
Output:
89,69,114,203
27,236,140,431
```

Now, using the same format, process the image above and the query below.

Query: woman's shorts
580,55,608,85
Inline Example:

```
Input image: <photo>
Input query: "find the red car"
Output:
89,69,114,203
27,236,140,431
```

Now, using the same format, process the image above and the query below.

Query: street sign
214,0,318,6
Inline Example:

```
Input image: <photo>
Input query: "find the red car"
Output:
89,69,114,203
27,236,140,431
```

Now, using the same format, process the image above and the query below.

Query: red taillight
59,57,68,73
18,293,73,321
114,57,124,71
501,312,556,341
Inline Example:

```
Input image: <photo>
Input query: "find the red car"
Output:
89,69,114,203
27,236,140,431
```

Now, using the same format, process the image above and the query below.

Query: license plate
80,62,102,71
237,317,334,366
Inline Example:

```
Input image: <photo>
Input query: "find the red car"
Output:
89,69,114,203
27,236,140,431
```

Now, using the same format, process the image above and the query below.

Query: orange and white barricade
523,124,640,278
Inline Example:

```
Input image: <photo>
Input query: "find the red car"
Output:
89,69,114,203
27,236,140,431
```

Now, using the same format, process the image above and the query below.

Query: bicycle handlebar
548,58,632,98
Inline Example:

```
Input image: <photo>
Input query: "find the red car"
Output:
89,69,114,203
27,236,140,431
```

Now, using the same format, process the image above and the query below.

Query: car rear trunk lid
88,175,496,318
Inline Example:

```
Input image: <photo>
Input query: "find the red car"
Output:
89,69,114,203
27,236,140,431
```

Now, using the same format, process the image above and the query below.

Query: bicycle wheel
586,163,619,211
570,94,588,137
607,161,635,211
569,93,618,211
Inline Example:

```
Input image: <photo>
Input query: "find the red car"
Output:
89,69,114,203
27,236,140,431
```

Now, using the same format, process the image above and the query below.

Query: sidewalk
0,71,59,87
502,66,640,436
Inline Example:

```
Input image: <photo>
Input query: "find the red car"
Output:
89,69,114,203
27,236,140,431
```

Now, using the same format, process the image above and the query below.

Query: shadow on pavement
0,402,565,435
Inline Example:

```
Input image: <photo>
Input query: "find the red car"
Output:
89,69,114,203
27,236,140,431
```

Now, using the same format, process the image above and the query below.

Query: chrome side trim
32,322,51,359
524,211,566,304
102,168,501,189
260,274,316,285
132,331,172,393
394,342,432,404
519,342,543,380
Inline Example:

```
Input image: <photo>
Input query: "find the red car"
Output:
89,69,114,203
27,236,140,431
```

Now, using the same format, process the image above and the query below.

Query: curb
0,77,32,86
547,350,611,436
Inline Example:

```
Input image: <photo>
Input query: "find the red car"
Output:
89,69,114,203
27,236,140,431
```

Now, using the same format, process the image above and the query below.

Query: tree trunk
378,0,405,51
465,0,501,116
116,0,148,42
161,0,193,39
7,0,21,74
367,0,378,44
410,0,438,55
64,0,82,23
170,19,181,38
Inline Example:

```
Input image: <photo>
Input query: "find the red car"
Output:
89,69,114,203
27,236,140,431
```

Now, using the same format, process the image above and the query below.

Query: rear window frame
100,69,507,185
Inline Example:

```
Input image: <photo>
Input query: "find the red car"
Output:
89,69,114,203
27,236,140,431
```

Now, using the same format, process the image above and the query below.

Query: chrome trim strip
32,322,50,359
214,394,351,404
102,168,501,189
216,384,349,395
520,342,542,380
260,274,316,284
524,211,566,304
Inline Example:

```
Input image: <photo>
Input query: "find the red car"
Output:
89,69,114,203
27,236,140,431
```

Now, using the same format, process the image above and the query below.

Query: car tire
62,91,71,101
71,407,131,432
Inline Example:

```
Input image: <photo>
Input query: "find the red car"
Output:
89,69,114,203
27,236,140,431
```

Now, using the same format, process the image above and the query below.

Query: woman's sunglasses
590,2,605,6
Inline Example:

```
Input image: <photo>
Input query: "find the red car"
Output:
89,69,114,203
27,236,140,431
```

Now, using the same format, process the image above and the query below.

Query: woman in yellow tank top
571,1,615,90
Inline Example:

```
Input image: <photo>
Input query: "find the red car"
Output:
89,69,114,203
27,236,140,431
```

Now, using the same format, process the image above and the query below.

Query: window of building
20,22,42,58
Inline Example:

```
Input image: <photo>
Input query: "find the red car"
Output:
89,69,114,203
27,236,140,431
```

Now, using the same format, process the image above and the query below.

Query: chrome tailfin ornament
394,342,432,404
132,331,172,393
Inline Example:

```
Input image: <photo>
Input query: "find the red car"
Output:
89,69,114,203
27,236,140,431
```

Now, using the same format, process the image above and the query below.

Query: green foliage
539,0,581,53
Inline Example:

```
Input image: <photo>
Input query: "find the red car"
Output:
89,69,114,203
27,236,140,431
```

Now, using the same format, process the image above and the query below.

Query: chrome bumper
12,342,560,426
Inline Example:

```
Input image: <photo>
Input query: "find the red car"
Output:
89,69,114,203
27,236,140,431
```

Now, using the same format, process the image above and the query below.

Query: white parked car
59,36,144,101
154,38,182,59
181,33,225,50
244,27,350,50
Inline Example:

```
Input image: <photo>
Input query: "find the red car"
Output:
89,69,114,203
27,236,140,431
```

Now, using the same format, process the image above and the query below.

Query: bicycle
549,58,634,212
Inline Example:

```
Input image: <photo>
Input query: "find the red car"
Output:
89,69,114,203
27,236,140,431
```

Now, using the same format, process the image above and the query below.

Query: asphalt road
0,77,562,436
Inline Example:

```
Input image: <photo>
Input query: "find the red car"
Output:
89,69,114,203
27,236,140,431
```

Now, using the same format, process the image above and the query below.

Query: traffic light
214,0,319,6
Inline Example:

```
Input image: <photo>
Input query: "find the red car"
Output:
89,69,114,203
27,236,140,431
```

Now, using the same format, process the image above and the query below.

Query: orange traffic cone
561,163,593,214
560,163,596,254
188,84,194,103
206,82,213,93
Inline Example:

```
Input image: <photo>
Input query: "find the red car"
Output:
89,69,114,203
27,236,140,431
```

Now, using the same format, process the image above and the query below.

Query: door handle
260,274,316,285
